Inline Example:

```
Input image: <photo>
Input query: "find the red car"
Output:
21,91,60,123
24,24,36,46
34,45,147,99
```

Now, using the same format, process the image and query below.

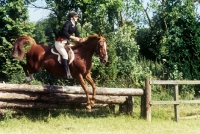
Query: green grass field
0,104,200,134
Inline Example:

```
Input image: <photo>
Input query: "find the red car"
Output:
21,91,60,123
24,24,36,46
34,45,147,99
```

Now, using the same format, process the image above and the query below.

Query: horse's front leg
77,74,91,110
85,73,96,105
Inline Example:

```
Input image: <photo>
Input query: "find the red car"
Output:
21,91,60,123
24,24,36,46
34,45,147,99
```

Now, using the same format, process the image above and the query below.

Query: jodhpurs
55,40,68,60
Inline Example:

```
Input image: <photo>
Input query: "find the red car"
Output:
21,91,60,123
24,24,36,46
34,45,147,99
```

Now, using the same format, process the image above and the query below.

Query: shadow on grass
23,107,113,121
1,104,138,122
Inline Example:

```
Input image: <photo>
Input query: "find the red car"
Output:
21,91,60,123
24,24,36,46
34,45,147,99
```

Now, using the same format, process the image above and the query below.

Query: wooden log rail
0,92,127,104
0,84,144,96
0,83,145,116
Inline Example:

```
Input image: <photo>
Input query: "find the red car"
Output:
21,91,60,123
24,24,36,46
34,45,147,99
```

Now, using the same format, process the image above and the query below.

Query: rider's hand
70,35,80,42
76,37,80,41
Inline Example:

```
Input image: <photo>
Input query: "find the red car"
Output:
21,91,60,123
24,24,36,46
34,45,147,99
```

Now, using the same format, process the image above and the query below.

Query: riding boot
62,59,72,79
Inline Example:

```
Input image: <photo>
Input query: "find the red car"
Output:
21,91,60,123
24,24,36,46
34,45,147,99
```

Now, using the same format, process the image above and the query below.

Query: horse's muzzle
100,56,108,64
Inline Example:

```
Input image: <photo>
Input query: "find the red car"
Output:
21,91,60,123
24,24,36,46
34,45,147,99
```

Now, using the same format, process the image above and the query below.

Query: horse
11,34,108,110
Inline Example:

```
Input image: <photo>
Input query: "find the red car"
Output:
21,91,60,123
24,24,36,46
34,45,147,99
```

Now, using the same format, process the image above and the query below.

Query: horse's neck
74,42,95,57
74,49,93,62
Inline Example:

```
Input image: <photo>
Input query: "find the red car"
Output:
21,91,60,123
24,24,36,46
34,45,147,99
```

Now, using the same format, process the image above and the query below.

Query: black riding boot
62,59,72,79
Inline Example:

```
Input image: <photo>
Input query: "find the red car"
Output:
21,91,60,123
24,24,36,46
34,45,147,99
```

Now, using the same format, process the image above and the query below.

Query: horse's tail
11,36,37,61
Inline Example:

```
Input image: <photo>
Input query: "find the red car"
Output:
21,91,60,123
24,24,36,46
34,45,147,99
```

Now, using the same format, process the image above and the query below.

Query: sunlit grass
0,104,200,134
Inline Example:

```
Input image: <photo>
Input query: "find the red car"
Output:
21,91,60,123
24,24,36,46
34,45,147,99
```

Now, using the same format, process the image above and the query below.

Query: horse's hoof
87,108,92,112
24,77,33,83
67,76,73,79
90,100,95,105
86,105,91,110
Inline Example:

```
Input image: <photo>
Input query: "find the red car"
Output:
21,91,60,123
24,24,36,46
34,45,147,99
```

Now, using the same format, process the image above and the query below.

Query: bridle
96,39,108,62
76,39,108,63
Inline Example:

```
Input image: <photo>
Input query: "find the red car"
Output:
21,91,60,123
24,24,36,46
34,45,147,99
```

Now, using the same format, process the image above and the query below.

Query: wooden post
145,78,151,122
174,84,179,122
127,96,133,115
140,92,145,118
119,96,133,115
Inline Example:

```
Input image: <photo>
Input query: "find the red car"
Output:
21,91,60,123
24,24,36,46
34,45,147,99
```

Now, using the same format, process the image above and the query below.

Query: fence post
140,89,145,118
174,84,179,122
145,78,151,122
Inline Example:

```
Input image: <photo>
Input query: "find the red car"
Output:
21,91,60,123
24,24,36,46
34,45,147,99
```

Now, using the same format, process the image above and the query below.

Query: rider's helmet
68,11,79,20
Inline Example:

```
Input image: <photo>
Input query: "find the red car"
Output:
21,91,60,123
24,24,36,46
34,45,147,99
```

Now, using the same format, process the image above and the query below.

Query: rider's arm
62,21,80,41
62,21,71,39
70,35,80,41
74,26,81,38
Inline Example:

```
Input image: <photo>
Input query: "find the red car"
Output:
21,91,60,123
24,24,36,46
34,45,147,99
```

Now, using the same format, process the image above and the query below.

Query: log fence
1,78,199,122
0,83,145,116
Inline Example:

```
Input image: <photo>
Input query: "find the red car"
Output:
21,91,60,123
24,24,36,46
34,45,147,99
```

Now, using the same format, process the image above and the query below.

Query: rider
54,11,81,79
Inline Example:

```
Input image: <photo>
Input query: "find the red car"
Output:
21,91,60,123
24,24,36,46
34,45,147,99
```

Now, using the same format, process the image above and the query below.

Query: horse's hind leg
20,62,34,83
25,74,34,82
85,73,96,105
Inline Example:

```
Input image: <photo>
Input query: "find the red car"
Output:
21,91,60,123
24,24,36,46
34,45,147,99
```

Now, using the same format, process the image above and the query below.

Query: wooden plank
180,100,200,104
0,83,144,96
140,94,146,118
150,100,200,105
145,78,151,122
150,101,179,105
150,80,200,85
174,85,179,122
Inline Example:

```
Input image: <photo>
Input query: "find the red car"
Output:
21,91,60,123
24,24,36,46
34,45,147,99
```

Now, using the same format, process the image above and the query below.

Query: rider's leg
61,58,72,79
55,41,72,79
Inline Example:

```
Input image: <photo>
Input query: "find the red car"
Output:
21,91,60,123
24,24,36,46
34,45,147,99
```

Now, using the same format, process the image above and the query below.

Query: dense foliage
137,0,200,81
0,0,34,81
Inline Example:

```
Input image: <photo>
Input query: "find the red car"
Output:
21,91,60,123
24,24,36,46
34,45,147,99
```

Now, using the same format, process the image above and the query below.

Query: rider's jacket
61,20,80,39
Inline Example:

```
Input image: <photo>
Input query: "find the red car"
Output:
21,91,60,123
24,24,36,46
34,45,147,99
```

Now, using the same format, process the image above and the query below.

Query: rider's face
73,16,78,22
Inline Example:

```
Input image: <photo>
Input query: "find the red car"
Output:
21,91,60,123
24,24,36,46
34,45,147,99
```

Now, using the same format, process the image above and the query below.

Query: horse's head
74,34,108,64
96,35,108,64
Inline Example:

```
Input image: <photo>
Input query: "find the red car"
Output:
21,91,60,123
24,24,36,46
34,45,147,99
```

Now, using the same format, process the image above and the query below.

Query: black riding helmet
68,11,78,20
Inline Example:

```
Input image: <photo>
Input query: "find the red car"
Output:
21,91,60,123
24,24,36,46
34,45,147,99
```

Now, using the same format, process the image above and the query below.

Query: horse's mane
11,35,37,60
71,34,100,50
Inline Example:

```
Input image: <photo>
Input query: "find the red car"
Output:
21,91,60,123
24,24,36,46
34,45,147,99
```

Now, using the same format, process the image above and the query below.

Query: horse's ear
97,33,101,37
103,34,108,39
98,33,107,38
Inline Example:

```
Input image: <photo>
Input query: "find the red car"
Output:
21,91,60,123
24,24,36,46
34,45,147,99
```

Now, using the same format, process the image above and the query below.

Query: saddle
51,45,74,64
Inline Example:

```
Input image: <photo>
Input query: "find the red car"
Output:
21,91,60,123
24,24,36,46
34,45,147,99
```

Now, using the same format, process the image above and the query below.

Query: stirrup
66,66,73,79
66,74,73,79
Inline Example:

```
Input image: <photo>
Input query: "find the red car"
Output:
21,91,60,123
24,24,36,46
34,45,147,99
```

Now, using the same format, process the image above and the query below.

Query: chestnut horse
11,34,108,109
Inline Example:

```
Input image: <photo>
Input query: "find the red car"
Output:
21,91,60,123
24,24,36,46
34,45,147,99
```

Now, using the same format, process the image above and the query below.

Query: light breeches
55,40,68,60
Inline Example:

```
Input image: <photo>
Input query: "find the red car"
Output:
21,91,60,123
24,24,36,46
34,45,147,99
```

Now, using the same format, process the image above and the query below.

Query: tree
136,0,200,80
161,0,200,80
33,19,55,45
0,0,34,81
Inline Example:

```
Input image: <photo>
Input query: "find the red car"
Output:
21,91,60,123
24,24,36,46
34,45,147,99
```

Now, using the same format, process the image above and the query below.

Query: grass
0,104,200,134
